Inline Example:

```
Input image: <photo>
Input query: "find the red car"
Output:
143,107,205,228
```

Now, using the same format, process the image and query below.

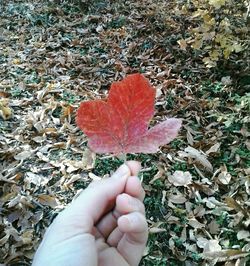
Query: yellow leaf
209,0,227,9
202,57,217,68
203,14,215,26
192,9,204,18
232,43,243,53
192,38,203,49
12,58,21,64
209,49,220,60
0,98,12,120
177,39,187,50
215,34,229,48
223,47,232,59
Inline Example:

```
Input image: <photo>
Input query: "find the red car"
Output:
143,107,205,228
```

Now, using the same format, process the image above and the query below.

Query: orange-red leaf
76,73,181,154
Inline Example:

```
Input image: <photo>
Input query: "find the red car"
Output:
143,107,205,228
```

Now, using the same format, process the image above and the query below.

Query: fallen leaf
168,192,187,203
203,240,222,253
82,149,96,169
25,172,49,186
206,143,221,155
14,150,33,161
77,74,182,154
237,230,250,240
218,171,231,185
202,249,249,262
168,170,192,187
177,39,187,50
197,237,209,248
208,220,220,234
149,227,167,233
64,174,83,186
225,197,248,216
188,217,205,229
209,0,226,9
180,146,213,172
37,195,59,208
0,98,12,120
149,166,165,184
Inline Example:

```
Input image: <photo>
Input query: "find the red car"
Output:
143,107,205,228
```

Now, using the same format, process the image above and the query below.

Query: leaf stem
122,153,127,163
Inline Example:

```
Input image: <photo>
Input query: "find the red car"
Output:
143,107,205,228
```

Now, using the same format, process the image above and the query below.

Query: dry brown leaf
25,172,49,186
37,194,59,208
14,150,33,161
206,142,221,155
177,39,187,50
237,230,250,240
168,192,187,204
168,170,192,187
82,149,96,170
202,249,250,262
218,171,231,185
188,217,205,229
64,174,83,186
179,146,213,172
208,220,220,234
203,240,222,253
225,197,248,216
149,166,165,184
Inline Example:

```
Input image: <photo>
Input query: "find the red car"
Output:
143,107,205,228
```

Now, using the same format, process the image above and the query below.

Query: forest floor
0,1,249,265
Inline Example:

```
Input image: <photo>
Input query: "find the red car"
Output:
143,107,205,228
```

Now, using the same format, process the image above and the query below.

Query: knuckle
129,196,145,214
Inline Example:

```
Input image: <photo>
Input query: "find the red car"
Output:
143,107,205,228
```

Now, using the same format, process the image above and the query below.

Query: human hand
32,161,148,266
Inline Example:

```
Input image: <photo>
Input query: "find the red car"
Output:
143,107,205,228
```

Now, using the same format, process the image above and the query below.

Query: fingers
96,193,145,240
106,194,146,248
117,212,148,266
118,212,148,239
126,161,141,176
124,176,145,202
106,226,123,247
52,162,133,236
116,193,145,214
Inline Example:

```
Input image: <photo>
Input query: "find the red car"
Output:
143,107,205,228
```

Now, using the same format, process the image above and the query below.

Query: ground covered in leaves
0,1,249,265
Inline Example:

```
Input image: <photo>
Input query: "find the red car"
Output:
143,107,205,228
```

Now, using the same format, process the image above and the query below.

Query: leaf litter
0,0,249,265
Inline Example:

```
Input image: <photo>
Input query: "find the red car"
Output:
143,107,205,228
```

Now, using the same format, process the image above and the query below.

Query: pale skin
33,161,148,266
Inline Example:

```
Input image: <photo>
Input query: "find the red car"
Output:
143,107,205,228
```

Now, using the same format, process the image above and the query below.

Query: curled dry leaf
82,148,96,169
237,230,250,240
25,172,49,186
64,174,83,187
179,146,213,172
202,249,250,262
203,240,222,253
37,194,59,208
14,150,33,161
206,142,221,155
218,171,231,185
188,217,205,229
168,170,192,187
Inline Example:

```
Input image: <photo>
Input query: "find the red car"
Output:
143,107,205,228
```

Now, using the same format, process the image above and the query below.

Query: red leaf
76,73,182,154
